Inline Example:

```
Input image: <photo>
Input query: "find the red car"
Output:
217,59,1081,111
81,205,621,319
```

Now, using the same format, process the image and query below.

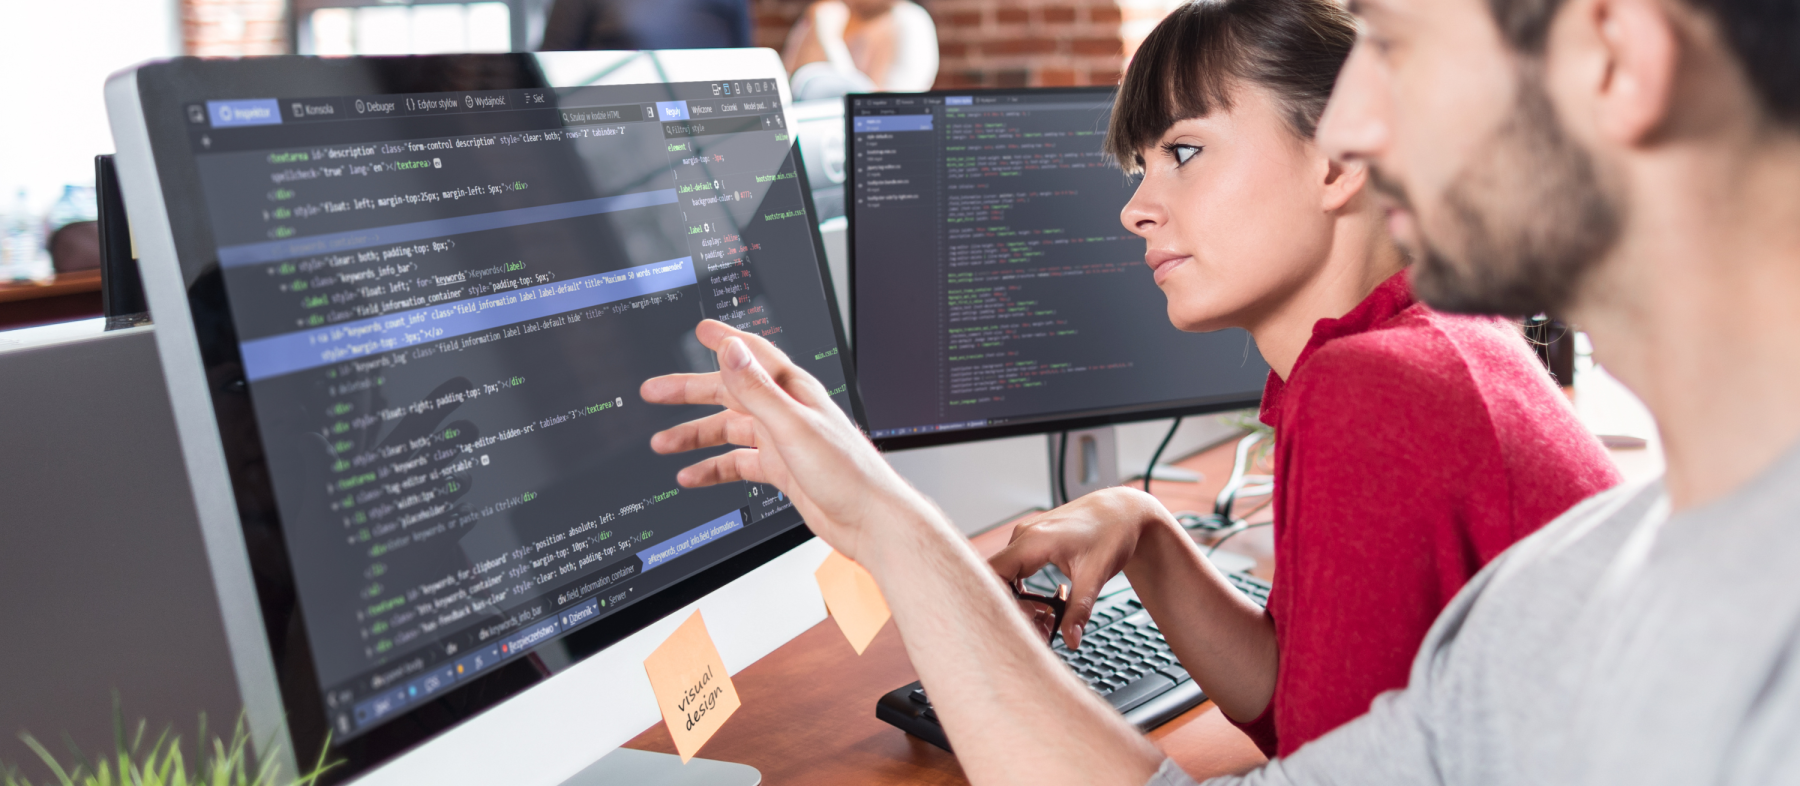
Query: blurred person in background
782,0,938,98
540,0,751,50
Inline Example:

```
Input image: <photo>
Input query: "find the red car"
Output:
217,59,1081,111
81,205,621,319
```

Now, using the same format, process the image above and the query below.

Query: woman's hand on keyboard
988,487,1173,649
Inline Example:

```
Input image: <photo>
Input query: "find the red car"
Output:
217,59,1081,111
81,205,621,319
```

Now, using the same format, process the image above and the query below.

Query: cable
1235,494,1274,522
1207,520,1273,556
1144,416,1182,494
1182,487,1274,533
1174,510,1221,531
1213,431,1267,520
1057,430,1070,506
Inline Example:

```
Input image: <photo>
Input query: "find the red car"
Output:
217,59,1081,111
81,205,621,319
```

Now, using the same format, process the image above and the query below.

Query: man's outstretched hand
639,320,922,564
642,321,1168,786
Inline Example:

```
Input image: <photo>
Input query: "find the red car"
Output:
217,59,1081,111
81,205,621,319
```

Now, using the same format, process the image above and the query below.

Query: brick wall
754,0,812,49
752,0,1183,89
931,0,1120,87
182,0,1174,85
184,0,289,56
1117,0,1182,60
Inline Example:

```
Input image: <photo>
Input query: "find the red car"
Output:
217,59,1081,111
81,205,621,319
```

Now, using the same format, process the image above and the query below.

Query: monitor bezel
843,87,1265,453
108,51,859,783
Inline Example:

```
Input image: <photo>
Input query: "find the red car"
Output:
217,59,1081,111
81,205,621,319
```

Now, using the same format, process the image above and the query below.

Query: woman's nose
1120,178,1163,236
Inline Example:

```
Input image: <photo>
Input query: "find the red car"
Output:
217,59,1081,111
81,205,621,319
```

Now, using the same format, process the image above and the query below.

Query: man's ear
1320,155,1367,213
1575,0,1680,145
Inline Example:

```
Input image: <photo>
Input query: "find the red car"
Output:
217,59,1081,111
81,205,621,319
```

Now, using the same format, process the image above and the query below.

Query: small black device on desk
877,569,1273,750
94,155,147,329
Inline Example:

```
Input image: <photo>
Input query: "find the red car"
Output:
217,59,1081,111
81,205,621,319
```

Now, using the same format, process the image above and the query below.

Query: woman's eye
1174,144,1201,165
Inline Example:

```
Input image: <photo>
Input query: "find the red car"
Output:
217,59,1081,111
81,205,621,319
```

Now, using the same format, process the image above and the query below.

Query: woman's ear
1320,154,1368,213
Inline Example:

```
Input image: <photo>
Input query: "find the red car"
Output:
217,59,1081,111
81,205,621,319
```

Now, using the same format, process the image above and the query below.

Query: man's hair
1105,0,1356,172
1491,0,1800,127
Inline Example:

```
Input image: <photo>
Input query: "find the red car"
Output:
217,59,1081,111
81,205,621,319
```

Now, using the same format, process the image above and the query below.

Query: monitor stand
1049,426,1121,505
560,748,760,785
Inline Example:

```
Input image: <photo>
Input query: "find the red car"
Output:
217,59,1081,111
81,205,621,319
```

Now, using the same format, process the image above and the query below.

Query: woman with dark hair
984,0,1621,757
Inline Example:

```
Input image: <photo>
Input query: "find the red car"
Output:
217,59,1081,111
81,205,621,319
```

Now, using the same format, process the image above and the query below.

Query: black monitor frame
844,87,1265,453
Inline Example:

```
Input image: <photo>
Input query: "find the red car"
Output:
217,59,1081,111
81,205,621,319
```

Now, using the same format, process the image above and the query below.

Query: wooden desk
0,270,103,330
625,437,1272,783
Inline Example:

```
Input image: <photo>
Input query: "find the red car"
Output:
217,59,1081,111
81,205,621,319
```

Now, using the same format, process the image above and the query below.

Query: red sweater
1234,271,1620,757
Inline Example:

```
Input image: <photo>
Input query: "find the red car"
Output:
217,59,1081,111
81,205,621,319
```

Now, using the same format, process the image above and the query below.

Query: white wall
882,415,1241,535
0,0,179,214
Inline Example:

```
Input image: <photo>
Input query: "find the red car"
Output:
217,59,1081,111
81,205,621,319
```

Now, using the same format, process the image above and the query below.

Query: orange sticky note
642,610,742,762
814,550,891,655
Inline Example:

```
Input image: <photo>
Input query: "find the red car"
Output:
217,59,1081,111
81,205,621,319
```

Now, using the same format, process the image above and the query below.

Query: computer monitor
847,88,1269,452
105,50,855,784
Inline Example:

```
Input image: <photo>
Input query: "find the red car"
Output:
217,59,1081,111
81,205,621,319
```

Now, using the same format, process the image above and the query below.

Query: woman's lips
1147,254,1191,285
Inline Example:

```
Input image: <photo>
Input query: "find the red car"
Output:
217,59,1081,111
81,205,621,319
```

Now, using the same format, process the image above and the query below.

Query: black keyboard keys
1105,674,1177,712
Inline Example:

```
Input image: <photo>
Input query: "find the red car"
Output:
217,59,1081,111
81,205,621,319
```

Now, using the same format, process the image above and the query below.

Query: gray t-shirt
1154,443,1800,785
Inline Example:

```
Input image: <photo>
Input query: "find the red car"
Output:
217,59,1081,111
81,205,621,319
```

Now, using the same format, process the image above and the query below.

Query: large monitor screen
848,89,1268,450
114,55,853,775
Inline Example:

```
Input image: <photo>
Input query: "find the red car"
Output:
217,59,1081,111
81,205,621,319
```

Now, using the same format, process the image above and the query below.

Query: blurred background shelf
0,269,103,330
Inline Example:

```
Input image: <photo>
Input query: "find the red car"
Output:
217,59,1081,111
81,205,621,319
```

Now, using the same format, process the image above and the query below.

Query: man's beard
1378,73,1622,317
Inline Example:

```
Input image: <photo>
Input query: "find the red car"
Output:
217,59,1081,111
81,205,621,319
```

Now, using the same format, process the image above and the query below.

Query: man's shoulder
1545,453,1800,783
1497,476,1662,569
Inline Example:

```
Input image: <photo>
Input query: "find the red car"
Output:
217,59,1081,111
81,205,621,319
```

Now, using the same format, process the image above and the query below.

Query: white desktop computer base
351,538,828,786
561,749,759,785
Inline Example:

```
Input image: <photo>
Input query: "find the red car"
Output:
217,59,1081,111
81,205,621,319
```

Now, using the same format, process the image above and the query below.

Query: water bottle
3,189,46,281
0,191,14,280
40,184,96,279
47,184,98,232
0,192,20,281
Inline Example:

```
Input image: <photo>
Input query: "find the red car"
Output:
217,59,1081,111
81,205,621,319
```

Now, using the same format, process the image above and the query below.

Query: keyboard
876,569,1273,751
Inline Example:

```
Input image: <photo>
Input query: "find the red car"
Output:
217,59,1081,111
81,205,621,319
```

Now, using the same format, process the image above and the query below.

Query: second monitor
848,88,1269,451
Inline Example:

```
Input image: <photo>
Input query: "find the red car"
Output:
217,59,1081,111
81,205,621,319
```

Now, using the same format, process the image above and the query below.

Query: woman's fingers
991,527,1103,646
1061,566,1110,650
1006,511,1046,542
650,410,758,454
988,537,1054,585
991,509,1128,649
